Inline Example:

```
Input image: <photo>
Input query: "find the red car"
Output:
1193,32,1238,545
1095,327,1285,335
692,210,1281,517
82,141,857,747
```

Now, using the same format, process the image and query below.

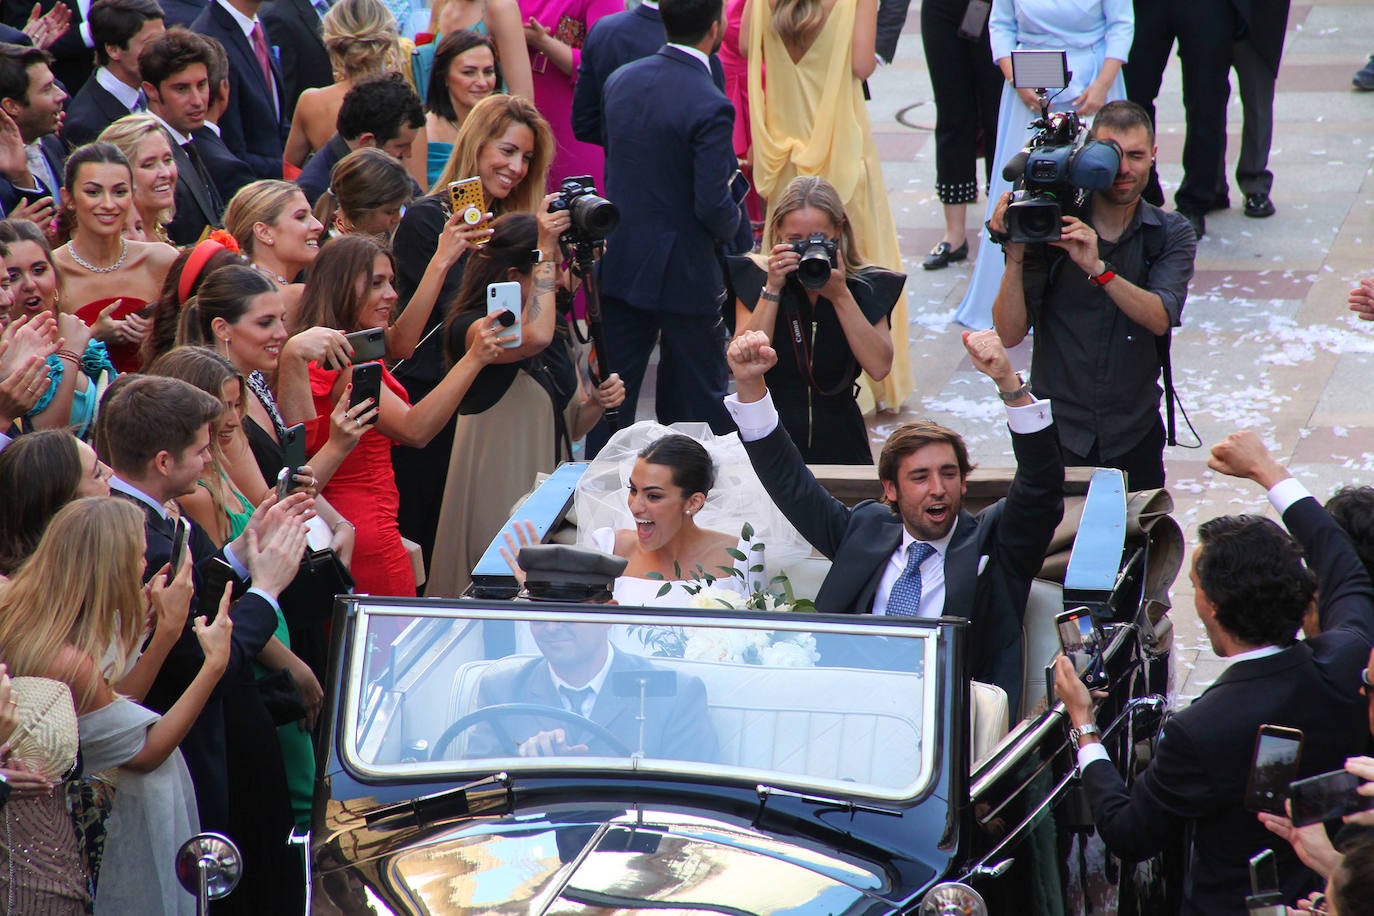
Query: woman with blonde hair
742,0,911,414
224,179,324,321
0,497,233,914
283,0,411,168
96,115,179,245
731,174,904,463
313,147,415,242
390,93,554,567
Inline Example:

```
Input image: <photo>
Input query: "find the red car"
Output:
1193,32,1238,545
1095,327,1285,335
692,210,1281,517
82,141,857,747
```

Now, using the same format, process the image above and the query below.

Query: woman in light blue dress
953,0,1132,329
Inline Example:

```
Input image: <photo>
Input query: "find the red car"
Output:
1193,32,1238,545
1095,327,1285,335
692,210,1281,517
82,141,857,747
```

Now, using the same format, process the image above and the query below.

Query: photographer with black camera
586,0,743,457
991,99,1196,490
730,175,904,464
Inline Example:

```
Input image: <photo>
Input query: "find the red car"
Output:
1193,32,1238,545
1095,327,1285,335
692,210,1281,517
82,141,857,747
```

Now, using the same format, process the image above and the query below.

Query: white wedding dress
590,527,757,608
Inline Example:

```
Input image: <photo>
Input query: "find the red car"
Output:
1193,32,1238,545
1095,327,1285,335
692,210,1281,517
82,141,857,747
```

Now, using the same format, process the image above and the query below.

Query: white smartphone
486,281,523,348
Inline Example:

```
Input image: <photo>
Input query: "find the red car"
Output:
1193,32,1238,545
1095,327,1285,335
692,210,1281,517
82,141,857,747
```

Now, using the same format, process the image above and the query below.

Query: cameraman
991,100,1196,490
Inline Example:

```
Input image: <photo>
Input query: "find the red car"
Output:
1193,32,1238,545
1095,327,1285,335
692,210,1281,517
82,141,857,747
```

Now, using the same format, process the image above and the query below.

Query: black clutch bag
280,548,355,628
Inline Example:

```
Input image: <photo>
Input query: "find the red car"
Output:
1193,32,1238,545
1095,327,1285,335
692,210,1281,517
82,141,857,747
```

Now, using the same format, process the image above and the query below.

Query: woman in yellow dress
742,0,910,413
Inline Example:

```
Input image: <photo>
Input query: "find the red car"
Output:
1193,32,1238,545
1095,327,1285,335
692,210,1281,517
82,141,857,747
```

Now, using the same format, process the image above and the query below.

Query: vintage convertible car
306,465,1182,915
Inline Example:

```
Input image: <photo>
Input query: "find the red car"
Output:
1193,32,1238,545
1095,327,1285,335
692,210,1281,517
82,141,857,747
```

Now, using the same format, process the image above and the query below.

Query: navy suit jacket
111,488,278,831
467,647,719,762
159,0,207,28
191,1,288,179
0,133,63,215
1080,495,1374,915
599,46,738,316
742,418,1064,712
260,0,332,120
63,76,133,147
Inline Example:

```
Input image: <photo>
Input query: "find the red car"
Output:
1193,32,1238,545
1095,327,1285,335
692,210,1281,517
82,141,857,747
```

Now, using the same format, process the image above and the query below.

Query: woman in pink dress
719,0,762,227
520,0,622,189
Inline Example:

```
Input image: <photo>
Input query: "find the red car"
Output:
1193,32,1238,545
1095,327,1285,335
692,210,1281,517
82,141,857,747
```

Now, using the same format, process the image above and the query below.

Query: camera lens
796,245,831,290
570,194,620,240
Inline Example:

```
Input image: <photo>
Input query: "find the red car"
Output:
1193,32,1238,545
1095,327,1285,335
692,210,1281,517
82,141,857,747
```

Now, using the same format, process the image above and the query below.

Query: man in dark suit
1125,0,1246,237
725,329,1063,712
191,0,287,179
62,0,164,146
97,375,309,831
0,42,65,217
140,27,247,243
260,0,330,122
467,545,719,761
1056,430,1374,915
295,72,423,205
2,0,91,96
574,0,676,147
1217,0,1289,219
590,0,740,455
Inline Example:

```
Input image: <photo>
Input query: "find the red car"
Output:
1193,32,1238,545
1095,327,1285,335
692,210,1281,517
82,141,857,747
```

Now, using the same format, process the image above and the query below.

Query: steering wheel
430,703,634,761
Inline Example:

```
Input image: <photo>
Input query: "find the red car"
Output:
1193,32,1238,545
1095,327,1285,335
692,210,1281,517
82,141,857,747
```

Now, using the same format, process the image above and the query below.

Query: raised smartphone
350,361,382,423
1244,724,1303,815
487,281,523,348
198,556,236,621
168,516,189,576
449,176,490,241
1056,606,1107,689
345,327,386,364
1290,768,1374,827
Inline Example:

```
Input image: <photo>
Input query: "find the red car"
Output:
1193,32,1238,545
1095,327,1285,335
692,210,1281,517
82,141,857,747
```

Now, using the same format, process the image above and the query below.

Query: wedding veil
574,421,812,581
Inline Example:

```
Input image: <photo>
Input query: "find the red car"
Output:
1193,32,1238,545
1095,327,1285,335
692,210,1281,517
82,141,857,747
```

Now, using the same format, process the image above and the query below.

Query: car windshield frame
337,598,944,804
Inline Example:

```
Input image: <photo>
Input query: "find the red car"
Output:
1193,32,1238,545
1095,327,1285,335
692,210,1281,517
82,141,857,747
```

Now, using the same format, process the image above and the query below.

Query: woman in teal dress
145,347,321,830
415,30,502,190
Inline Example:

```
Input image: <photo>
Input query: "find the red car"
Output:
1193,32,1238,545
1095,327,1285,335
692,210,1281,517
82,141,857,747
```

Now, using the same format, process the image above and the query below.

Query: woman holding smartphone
391,94,555,570
294,235,506,596
426,211,624,598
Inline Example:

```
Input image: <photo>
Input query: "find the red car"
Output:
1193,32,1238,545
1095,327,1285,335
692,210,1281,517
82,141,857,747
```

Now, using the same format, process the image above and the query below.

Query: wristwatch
997,373,1033,404
1069,722,1100,750
1088,260,1116,287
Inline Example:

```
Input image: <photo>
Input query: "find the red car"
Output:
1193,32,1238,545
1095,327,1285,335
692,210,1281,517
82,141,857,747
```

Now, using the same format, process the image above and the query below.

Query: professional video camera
548,176,620,245
789,233,838,290
1000,50,1122,243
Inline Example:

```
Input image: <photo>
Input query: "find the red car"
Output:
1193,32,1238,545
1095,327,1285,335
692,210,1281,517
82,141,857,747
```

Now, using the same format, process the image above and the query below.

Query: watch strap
997,374,1032,404
1088,260,1116,286
1069,722,1100,749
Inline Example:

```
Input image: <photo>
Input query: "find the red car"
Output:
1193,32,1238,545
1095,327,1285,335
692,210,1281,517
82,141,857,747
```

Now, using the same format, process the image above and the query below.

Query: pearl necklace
68,237,128,274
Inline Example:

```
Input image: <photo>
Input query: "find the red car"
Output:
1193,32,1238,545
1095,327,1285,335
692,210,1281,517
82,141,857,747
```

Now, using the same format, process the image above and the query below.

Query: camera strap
783,294,855,398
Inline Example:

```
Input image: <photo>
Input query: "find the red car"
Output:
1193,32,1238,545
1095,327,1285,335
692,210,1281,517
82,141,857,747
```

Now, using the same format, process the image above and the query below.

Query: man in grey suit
468,545,719,761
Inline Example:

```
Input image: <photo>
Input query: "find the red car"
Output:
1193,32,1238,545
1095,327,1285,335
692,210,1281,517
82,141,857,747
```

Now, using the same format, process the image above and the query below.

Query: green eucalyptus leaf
741,521,755,541
656,583,672,598
645,571,665,581
725,547,747,561
749,564,764,573
751,542,765,552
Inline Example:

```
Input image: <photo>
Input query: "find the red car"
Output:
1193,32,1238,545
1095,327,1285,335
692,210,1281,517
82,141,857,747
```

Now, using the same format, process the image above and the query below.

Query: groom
725,330,1064,711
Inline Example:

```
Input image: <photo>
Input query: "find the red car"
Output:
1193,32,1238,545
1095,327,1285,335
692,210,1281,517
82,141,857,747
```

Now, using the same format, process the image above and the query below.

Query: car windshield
342,600,939,802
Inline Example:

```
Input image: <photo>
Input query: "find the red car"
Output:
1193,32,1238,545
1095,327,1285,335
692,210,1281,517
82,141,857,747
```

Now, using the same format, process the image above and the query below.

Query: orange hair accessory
177,231,242,305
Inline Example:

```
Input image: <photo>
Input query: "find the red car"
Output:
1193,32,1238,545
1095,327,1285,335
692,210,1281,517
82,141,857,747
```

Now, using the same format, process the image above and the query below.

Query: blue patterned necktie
888,542,937,617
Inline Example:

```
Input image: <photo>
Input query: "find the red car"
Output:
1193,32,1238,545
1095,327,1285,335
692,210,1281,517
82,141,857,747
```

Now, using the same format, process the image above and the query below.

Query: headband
178,230,241,305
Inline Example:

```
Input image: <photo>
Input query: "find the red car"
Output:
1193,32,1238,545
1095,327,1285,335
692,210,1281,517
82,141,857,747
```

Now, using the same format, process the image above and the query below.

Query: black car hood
322,804,899,915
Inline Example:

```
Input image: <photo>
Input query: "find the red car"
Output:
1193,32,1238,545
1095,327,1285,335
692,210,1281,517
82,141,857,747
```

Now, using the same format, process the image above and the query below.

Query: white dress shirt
95,66,141,110
548,645,616,718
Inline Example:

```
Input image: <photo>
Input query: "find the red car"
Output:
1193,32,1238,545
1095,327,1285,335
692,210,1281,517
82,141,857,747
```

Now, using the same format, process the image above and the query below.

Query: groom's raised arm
724,332,853,558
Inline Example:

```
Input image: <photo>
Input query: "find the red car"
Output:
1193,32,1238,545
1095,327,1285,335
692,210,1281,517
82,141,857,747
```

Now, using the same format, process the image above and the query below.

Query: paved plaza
869,0,1374,701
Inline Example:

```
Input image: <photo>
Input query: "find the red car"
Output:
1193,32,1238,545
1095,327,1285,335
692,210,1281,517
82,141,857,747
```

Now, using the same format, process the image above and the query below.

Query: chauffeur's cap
519,544,627,602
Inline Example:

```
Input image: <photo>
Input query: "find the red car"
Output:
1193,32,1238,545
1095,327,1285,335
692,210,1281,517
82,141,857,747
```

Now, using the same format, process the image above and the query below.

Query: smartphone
1244,725,1303,815
276,465,293,502
1246,849,1285,914
350,361,382,423
487,281,523,348
1289,768,1374,827
169,516,189,576
345,327,385,364
957,0,991,40
1056,606,1107,689
448,176,490,241
198,556,236,621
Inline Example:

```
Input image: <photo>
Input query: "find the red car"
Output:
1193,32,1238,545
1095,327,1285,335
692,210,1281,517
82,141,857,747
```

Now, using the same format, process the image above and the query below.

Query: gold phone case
448,177,491,242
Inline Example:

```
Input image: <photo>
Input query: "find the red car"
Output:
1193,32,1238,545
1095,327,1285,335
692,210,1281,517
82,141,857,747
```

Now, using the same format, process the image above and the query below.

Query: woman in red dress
293,235,505,595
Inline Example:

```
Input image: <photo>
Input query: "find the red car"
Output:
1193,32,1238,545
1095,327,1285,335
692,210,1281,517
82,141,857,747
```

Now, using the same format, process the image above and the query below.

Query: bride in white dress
576,422,809,607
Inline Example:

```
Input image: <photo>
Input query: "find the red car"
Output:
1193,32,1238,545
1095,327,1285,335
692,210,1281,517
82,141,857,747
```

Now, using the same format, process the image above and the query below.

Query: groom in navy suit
589,0,741,456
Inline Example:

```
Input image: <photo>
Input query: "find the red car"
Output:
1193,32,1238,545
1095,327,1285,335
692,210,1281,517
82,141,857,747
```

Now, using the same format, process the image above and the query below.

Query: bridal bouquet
633,524,819,667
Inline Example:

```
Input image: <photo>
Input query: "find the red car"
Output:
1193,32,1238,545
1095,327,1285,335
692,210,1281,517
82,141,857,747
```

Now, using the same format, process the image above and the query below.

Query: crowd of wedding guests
0,0,1369,910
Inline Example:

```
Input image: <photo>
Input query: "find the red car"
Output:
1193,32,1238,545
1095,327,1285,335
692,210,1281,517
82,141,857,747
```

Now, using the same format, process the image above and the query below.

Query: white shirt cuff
0,431,10,453
223,542,250,581
1268,477,1310,516
246,586,281,614
723,390,779,442
1077,742,1111,770
1006,397,1052,435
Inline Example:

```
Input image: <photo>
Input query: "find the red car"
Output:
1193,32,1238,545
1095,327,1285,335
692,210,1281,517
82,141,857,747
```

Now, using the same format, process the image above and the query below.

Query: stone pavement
866,0,1374,704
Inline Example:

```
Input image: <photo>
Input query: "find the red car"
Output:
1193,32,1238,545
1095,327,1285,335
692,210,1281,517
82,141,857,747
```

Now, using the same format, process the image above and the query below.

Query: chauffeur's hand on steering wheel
519,728,589,757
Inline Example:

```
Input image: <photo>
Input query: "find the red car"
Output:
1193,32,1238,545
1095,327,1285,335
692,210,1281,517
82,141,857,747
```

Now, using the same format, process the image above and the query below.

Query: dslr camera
789,233,838,291
1000,50,1122,243
548,176,620,246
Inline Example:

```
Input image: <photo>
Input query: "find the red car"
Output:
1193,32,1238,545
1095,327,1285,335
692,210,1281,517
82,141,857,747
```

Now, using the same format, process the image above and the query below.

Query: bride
575,422,808,607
